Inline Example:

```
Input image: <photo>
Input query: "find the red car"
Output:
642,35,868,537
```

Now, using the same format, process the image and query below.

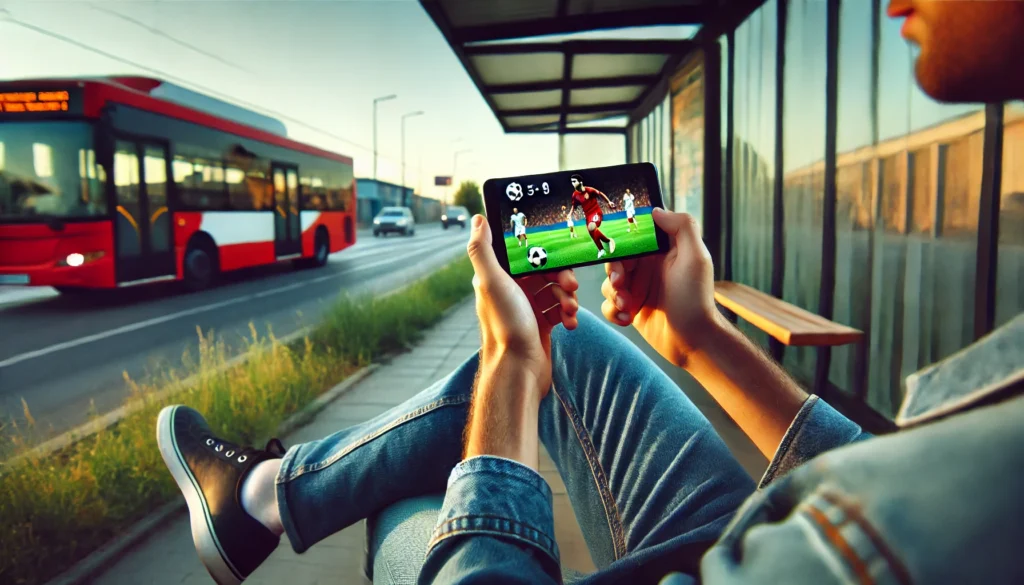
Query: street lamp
373,94,397,181
401,110,424,206
451,148,472,205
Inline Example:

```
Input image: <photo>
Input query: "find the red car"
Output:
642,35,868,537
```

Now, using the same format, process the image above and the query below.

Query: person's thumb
652,207,702,248
466,214,502,283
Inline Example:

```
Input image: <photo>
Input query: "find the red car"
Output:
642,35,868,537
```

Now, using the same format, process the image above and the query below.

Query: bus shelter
421,0,1023,431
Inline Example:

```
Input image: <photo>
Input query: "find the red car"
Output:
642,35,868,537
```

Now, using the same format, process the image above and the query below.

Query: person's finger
600,274,615,301
466,215,503,286
544,269,578,293
601,298,632,327
549,284,578,317
652,207,702,249
605,259,638,289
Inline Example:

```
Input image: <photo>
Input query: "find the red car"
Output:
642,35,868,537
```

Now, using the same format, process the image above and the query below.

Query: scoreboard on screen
0,88,82,118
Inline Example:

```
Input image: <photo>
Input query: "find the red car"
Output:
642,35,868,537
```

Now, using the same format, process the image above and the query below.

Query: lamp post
373,94,397,181
452,148,472,205
400,110,424,206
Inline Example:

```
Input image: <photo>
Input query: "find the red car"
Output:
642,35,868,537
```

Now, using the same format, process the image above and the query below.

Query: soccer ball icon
506,182,523,201
527,246,547,268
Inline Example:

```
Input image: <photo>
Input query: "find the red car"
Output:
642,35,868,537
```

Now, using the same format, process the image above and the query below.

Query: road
0,224,471,445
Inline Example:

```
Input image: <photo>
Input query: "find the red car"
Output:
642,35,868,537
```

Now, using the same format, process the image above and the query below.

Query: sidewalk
92,300,596,585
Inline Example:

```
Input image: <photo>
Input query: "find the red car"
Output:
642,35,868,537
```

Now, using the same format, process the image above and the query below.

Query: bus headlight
373,218,381,225
457,215,466,221
396,219,407,226
441,214,448,221
58,251,105,267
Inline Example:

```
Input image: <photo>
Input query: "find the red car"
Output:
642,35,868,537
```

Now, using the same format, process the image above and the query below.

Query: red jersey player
567,173,617,258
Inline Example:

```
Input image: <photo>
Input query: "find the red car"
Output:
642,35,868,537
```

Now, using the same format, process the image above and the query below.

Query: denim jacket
419,314,1024,585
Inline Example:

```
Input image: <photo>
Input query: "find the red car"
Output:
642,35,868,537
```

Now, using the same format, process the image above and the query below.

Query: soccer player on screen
623,189,638,233
562,205,578,239
568,173,616,259
510,207,528,247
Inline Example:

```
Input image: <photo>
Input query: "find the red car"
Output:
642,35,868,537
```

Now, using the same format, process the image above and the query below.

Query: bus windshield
0,121,107,220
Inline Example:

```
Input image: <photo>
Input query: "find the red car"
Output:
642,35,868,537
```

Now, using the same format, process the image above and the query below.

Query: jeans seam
428,515,558,560
551,383,628,559
281,394,471,482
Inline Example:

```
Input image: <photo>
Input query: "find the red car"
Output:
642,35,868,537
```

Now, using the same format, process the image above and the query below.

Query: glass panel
829,0,876,394
175,150,227,210
0,121,103,218
273,168,287,241
730,0,776,349
862,3,986,417
144,145,170,253
997,102,1024,327
114,141,142,257
287,168,300,240
782,0,827,380
671,50,706,220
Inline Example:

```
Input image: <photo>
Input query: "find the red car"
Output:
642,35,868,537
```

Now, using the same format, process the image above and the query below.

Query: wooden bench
713,281,864,346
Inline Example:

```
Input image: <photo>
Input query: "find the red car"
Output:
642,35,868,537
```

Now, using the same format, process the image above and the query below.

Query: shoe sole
157,406,244,585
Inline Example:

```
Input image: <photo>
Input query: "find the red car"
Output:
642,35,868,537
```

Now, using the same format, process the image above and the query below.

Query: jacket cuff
428,455,560,567
759,395,871,488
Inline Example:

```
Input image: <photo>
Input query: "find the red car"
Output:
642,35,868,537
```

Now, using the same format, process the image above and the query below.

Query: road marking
0,241,467,369
336,231,453,261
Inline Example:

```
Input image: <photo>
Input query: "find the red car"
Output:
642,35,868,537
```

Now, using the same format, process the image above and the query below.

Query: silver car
373,206,416,237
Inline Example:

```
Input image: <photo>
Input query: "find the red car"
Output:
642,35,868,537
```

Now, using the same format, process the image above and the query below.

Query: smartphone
482,162,670,277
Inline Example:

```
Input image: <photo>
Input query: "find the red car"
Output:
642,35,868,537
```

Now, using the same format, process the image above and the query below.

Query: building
356,178,443,227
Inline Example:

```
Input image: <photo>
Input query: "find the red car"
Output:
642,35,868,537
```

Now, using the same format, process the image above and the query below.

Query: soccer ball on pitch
527,246,548,268
506,182,523,201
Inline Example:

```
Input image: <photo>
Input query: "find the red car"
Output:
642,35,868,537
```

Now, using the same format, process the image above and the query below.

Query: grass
0,256,474,585
507,214,658,275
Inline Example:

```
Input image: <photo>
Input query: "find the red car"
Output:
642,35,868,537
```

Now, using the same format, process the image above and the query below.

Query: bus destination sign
0,90,77,114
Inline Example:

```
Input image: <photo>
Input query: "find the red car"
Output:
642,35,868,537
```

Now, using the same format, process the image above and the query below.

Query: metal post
372,94,397,182
401,111,424,207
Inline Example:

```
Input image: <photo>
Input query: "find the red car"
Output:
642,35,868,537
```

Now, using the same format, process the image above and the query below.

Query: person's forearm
464,356,542,469
684,313,808,459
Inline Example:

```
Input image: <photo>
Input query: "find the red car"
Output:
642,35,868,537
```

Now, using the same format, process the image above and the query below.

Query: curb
40,297,476,585
41,361,380,585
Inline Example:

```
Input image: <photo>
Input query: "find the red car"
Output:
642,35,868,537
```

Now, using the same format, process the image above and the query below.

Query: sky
0,0,566,200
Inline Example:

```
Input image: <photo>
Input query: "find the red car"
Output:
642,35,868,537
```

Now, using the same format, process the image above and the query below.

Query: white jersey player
623,189,639,233
511,208,528,247
562,205,578,239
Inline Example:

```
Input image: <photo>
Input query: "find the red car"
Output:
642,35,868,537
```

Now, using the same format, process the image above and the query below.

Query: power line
3,15,398,161
87,3,254,75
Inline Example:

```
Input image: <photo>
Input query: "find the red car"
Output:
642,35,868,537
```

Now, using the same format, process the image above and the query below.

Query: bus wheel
183,242,218,292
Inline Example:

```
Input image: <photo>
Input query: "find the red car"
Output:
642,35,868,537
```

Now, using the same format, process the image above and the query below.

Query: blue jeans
275,310,755,583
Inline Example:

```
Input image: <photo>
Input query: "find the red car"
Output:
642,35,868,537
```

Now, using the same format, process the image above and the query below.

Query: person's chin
913,55,973,103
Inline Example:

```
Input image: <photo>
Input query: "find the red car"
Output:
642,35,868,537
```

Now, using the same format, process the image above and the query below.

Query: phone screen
483,162,669,277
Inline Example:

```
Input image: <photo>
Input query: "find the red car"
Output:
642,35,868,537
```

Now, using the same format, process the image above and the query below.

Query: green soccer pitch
506,214,657,275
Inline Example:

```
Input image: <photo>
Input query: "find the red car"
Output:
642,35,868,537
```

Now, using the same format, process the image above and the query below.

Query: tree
452,180,484,217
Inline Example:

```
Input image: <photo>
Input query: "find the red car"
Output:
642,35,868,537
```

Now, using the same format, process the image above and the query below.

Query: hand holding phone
600,208,718,369
482,163,669,277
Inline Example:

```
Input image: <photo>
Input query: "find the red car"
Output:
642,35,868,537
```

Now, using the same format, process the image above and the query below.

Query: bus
0,77,356,293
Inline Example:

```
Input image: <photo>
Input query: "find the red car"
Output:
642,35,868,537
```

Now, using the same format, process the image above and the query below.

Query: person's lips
887,0,914,18
887,0,917,40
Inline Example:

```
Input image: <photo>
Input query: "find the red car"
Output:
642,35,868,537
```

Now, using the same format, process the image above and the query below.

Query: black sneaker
157,405,286,585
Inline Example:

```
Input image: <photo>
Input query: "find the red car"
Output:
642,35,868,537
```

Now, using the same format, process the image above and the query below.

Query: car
441,206,469,229
373,207,416,236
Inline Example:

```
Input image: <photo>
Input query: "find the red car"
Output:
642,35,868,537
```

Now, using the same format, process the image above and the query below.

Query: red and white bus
0,77,356,293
